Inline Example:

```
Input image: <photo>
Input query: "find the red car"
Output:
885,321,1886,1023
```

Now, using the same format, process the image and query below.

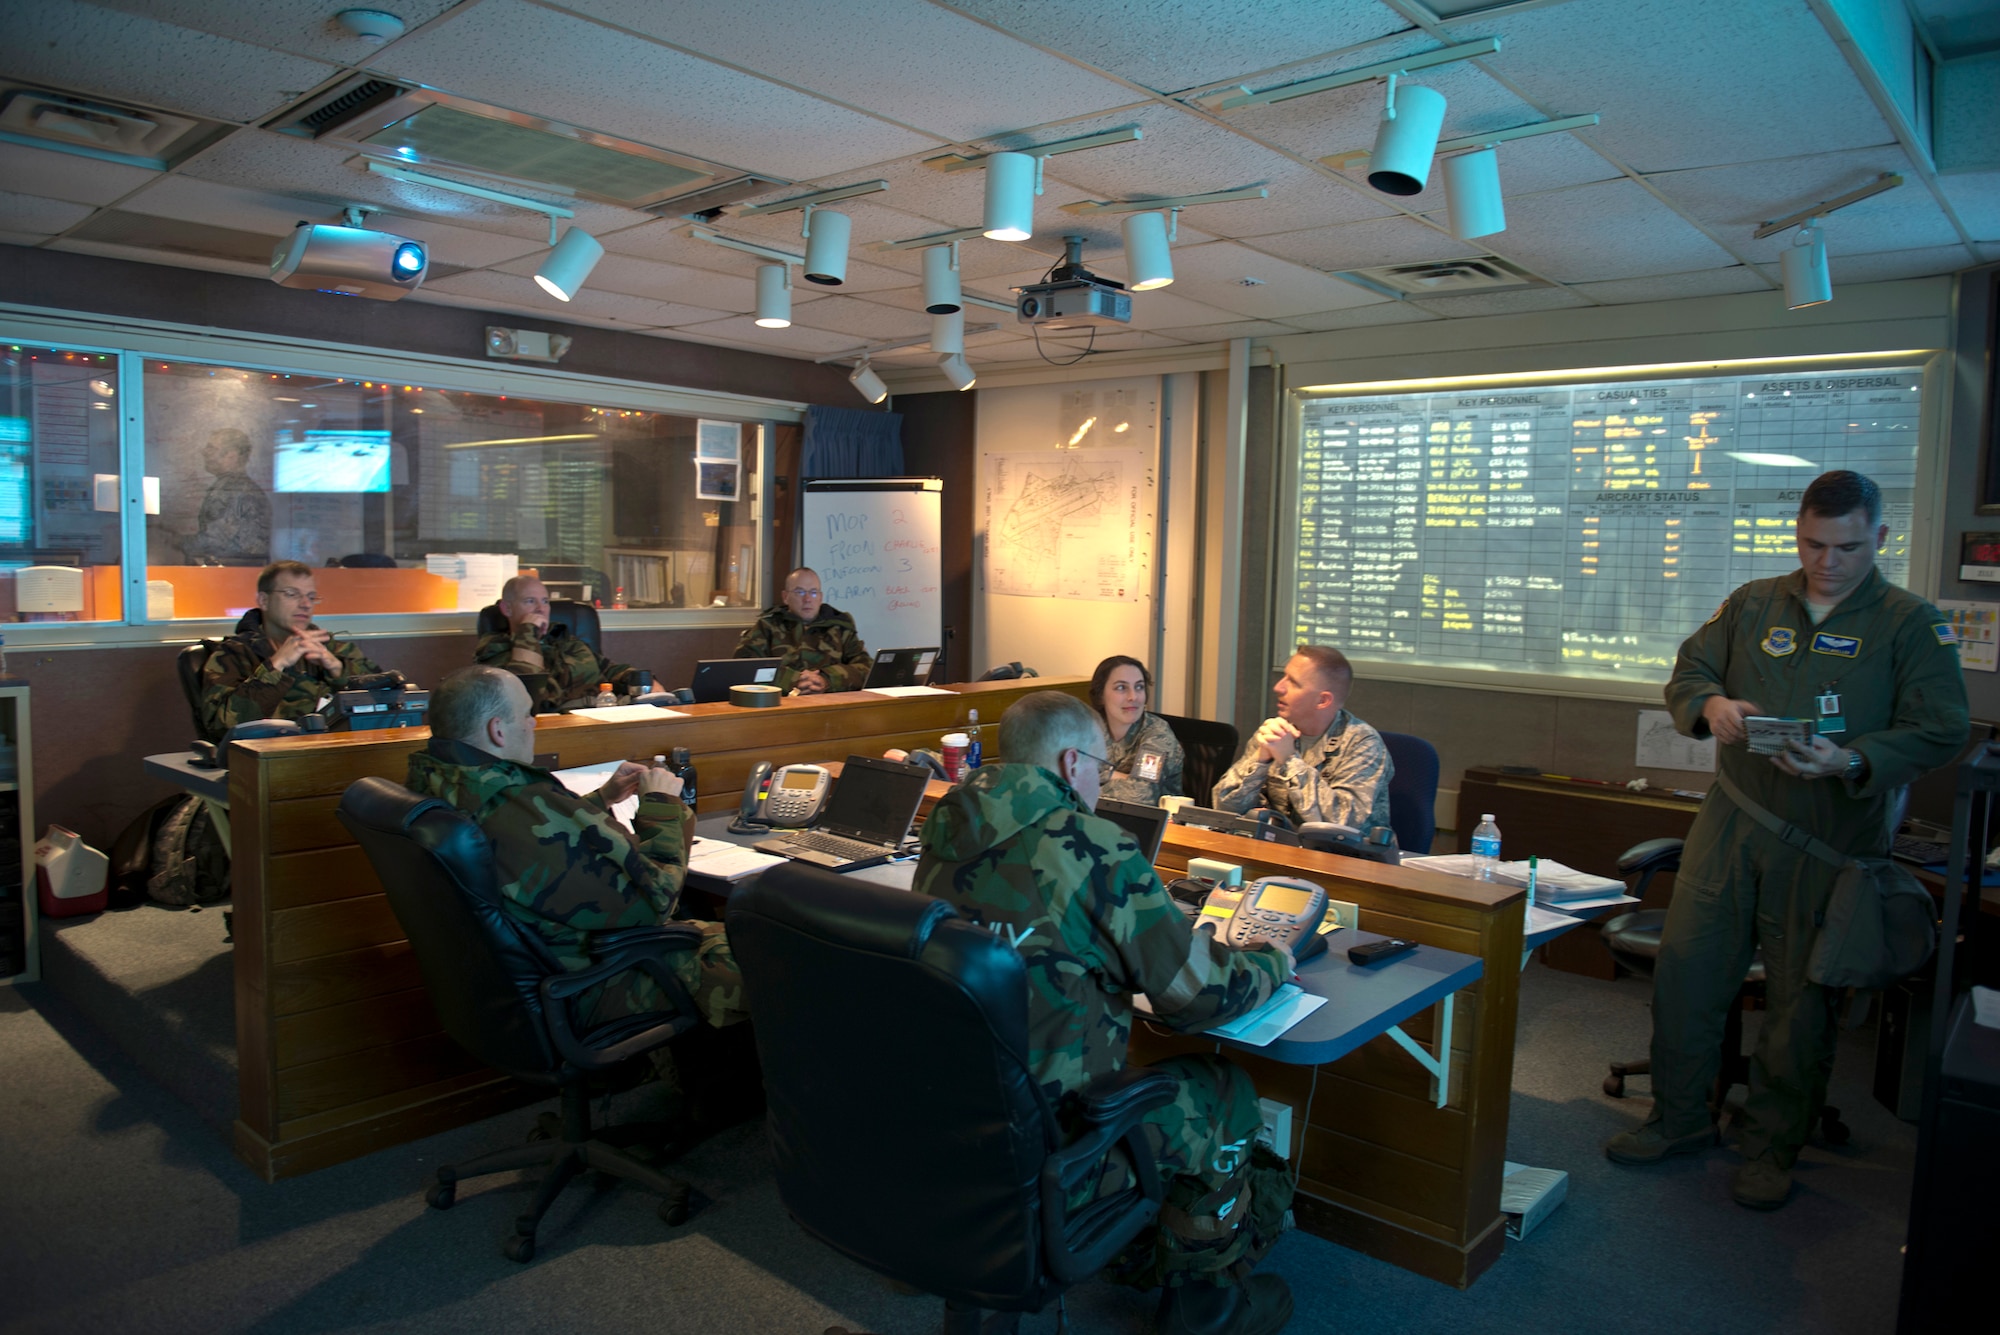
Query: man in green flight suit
734,566,872,694
1605,470,1968,1210
475,574,651,712
199,560,384,741
914,691,1297,1335
405,665,746,1037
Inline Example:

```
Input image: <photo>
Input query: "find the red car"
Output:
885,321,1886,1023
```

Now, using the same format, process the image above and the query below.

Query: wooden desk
1134,824,1525,1290
225,678,1085,1182
1458,767,1705,979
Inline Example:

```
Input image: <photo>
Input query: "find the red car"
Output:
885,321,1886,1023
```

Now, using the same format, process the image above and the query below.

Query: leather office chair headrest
745,860,959,959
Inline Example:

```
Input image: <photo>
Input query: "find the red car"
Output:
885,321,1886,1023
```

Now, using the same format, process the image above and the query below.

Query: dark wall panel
896,389,977,679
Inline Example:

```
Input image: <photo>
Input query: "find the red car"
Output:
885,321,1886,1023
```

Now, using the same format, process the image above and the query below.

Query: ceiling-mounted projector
270,220,427,300
1016,234,1131,330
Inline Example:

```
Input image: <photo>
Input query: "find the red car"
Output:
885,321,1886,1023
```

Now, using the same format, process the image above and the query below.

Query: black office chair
1159,713,1240,806
330,552,397,568
337,776,709,1263
1599,837,1848,1144
727,862,1176,1333
1379,731,1440,856
234,607,262,634
176,640,219,741
476,600,603,655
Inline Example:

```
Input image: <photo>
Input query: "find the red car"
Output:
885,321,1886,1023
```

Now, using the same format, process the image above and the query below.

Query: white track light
922,243,962,314
802,208,851,285
1368,80,1447,196
533,226,603,301
754,263,791,328
938,352,976,391
931,308,964,356
983,151,1037,241
849,360,888,404
1443,148,1505,239
1781,222,1831,309
1121,210,1176,290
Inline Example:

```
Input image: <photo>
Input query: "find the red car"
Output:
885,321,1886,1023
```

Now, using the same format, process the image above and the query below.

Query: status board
1288,363,1925,682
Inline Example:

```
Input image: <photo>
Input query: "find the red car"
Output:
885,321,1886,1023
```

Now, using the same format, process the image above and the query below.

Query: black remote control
1348,938,1417,966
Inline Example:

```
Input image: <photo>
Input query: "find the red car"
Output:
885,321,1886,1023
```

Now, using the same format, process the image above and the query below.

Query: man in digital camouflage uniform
199,560,383,741
734,566,872,694
405,665,746,1037
1606,470,1967,1210
914,691,1296,1335
1212,644,1393,833
475,574,648,712
182,428,270,566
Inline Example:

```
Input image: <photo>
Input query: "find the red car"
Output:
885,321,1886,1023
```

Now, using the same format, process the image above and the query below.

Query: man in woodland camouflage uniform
914,691,1297,1335
405,665,746,1034
182,428,270,566
475,573,649,712
199,560,383,741
1213,644,1393,833
734,566,872,694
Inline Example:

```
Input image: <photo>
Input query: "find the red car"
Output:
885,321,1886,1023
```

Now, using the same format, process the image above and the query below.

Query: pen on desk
1527,855,1538,910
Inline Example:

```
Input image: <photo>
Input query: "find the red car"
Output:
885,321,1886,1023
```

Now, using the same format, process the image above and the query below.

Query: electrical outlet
1257,1097,1293,1155
1327,898,1360,932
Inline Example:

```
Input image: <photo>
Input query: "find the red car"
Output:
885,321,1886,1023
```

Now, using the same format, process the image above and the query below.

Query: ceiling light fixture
931,308,964,356
937,352,976,391
682,224,802,265
734,179,889,217
533,225,603,301
1369,76,1447,196
1443,148,1505,239
1121,210,1177,291
802,206,850,285
1196,37,1498,111
334,9,407,44
1781,220,1832,310
983,151,1040,241
922,243,962,314
754,263,792,328
849,360,888,404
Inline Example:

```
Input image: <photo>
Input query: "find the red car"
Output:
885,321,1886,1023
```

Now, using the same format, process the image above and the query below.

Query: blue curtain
802,405,904,478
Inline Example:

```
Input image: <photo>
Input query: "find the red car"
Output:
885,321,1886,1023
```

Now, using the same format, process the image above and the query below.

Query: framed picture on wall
696,459,741,501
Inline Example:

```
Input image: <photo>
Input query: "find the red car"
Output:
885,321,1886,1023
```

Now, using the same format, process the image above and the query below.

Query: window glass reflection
0,344,123,623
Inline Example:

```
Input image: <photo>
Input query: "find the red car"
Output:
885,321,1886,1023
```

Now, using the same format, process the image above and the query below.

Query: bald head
499,575,551,633
781,567,824,621
433,665,536,761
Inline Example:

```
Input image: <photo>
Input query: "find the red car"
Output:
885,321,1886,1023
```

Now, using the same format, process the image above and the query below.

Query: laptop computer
1096,797,1170,863
862,646,941,689
756,755,933,871
690,657,783,703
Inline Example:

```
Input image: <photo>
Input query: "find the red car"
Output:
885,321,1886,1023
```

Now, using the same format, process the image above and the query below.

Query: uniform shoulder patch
1761,626,1797,657
1934,621,1959,646
1704,600,1726,626
1809,631,1862,658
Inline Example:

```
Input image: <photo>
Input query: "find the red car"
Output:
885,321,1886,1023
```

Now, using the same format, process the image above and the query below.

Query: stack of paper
567,704,688,722
1490,859,1625,903
427,552,520,610
689,837,785,882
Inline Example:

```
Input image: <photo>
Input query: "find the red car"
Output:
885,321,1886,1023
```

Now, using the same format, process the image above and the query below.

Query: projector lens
391,242,425,278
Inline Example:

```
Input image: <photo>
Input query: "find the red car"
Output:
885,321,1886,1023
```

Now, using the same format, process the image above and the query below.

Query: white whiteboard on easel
800,478,943,655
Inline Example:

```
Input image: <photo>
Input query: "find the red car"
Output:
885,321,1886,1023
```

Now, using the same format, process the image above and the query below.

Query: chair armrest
1035,1066,1176,1285
541,926,704,1069
1074,1066,1178,1128
590,923,705,955
1617,837,1685,876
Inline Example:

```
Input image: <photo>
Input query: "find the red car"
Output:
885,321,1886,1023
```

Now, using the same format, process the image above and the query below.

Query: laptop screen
862,647,940,689
821,755,933,843
691,657,782,703
1096,797,1169,863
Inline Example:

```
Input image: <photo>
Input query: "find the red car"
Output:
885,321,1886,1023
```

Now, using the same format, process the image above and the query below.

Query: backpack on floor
143,795,231,907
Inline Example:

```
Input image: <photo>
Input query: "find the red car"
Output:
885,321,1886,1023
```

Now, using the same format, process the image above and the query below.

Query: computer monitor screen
689,657,782,703
821,755,932,842
1096,797,1169,863
274,430,392,493
863,647,940,689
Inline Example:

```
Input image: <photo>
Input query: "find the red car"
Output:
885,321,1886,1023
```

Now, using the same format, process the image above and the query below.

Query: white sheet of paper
1972,985,2000,1029
1535,893,1640,914
567,704,690,722
864,685,956,698
551,760,638,827
1636,709,1716,772
1526,905,1587,939
1206,984,1328,1047
688,837,786,881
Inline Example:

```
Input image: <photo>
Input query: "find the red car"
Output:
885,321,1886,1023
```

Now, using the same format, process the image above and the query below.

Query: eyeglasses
269,588,321,606
786,587,822,599
1074,748,1113,782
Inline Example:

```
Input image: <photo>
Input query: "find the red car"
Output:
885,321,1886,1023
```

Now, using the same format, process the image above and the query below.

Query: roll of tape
729,683,782,708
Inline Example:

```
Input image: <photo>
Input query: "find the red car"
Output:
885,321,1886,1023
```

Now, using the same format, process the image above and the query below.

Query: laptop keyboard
1892,834,1950,865
780,829,888,861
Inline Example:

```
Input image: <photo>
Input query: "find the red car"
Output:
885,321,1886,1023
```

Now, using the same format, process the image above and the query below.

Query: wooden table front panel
230,678,1088,1181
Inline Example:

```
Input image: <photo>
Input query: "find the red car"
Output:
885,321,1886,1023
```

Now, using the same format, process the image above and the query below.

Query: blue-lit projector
391,242,426,279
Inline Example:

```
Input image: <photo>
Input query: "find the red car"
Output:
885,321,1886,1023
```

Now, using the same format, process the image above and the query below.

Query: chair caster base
502,1232,535,1264
424,1181,455,1211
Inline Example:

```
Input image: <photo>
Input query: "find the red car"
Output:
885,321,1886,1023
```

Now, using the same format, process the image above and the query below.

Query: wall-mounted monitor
274,429,391,493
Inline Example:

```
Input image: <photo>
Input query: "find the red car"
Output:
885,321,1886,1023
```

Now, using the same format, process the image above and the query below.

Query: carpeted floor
0,961,1914,1335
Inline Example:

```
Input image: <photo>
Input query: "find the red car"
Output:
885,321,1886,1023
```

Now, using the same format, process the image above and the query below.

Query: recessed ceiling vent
0,84,225,169
270,76,776,211
1335,256,1543,299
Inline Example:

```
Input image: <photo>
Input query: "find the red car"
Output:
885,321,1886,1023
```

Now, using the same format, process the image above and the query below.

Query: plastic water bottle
594,681,617,707
965,709,982,769
1470,813,1502,881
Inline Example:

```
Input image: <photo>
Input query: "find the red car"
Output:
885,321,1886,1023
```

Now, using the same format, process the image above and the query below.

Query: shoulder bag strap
1713,770,1854,870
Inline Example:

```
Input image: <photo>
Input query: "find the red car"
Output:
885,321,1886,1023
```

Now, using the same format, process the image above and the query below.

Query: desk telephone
1179,874,1331,962
733,761,832,831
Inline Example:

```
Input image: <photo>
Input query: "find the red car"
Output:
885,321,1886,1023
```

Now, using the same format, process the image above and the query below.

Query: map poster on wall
1289,363,1925,685
983,448,1146,601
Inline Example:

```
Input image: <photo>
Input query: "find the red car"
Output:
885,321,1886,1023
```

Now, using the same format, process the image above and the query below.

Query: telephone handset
1223,876,1329,961
731,761,832,833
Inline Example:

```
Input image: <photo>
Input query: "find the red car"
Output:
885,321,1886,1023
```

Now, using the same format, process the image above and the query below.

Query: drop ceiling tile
1319,131,1627,221
87,0,464,62
481,251,739,323
1064,329,1197,353
1937,171,2000,240
1436,178,1737,284
48,236,267,279
787,294,932,341
1,2,341,123
118,175,328,236
0,142,159,206
720,199,962,258
1645,148,1961,261
1251,214,1481,272
1569,266,1775,305
1280,302,1439,332
1158,319,1300,340
943,1,1412,93
1129,241,1393,319
559,0,1139,141
573,254,758,312
0,231,48,247
668,315,861,356
1831,246,1980,284
418,268,692,328
1451,0,1893,172
372,0,942,183
0,191,100,234
1408,287,1593,318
